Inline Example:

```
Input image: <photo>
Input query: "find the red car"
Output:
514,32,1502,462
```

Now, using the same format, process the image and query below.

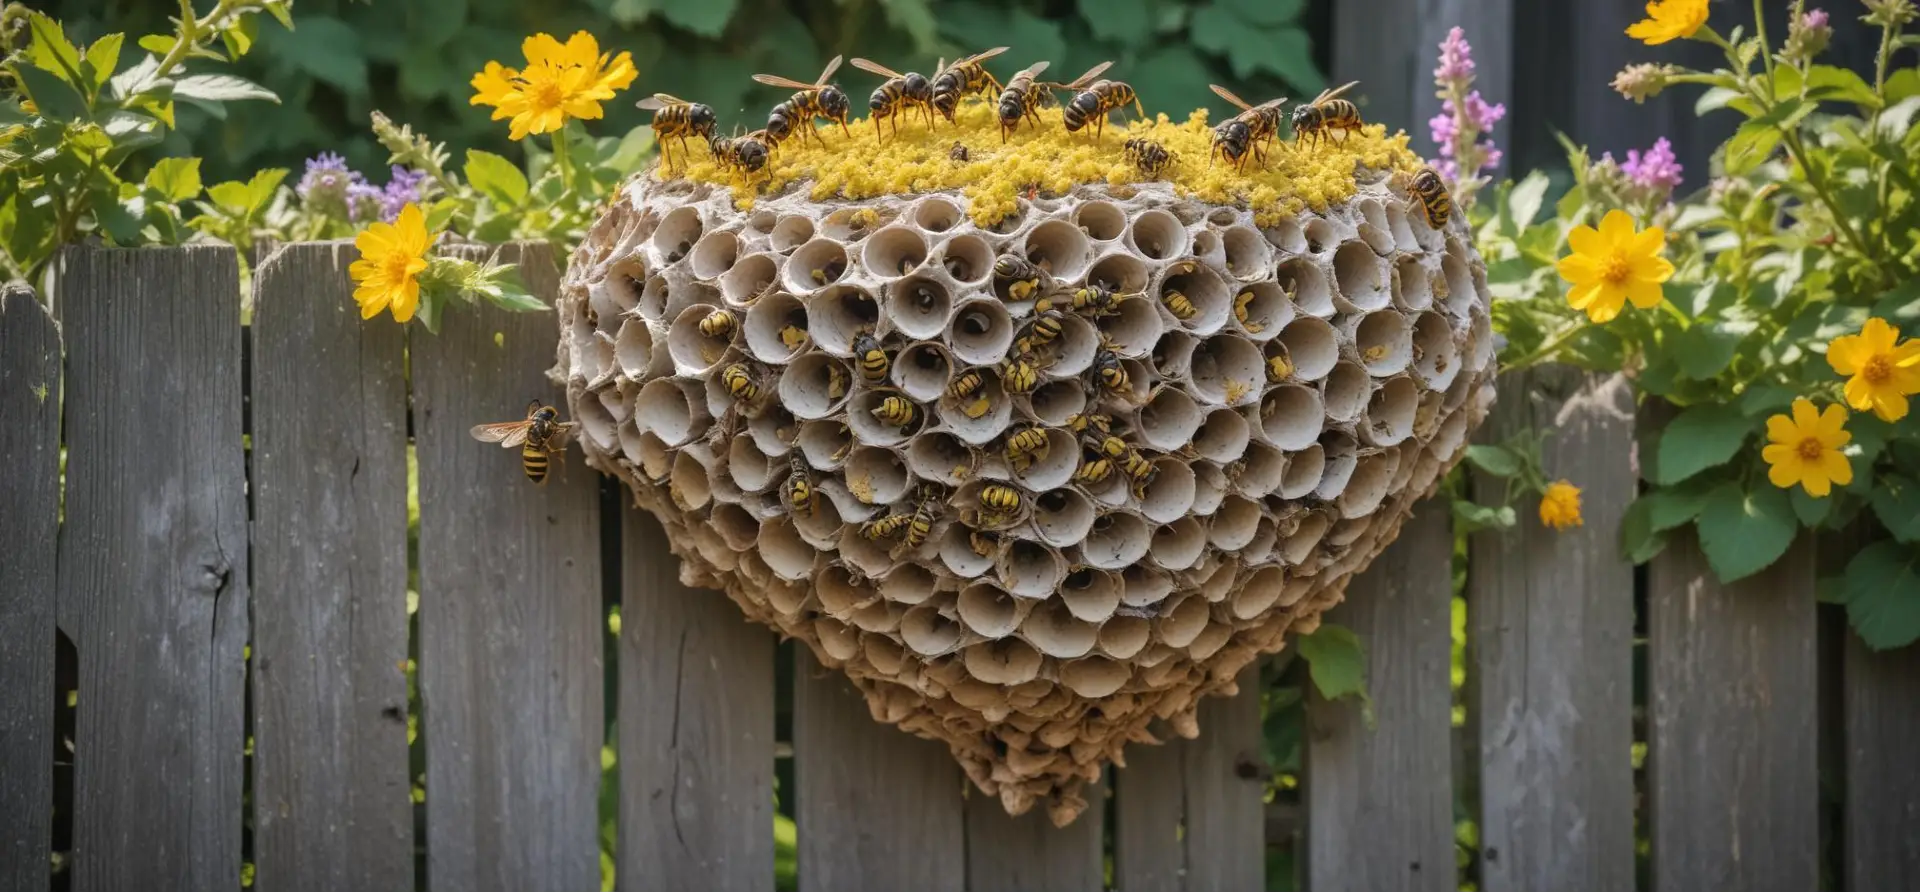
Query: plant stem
1500,321,1588,373
551,126,574,195
151,0,242,83
1752,0,1776,81
1776,126,1881,278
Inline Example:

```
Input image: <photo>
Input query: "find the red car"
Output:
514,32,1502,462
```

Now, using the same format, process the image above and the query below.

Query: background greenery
47,0,1327,182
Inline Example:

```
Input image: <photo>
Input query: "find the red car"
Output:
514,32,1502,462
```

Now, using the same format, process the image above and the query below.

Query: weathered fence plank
793,650,964,891
249,243,414,889
619,506,776,890
1114,735,1185,890
1844,638,1920,888
413,243,604,890
1180,668,1266,891
1648,535,1817,889
963,781,1103,890
1305,505,1454,891
1333,0,1514,171
56,246,249,889
0,286,59,891
1469,370,1635,891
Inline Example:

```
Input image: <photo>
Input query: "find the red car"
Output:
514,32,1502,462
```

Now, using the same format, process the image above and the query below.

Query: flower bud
1785,8,1833,62
1611,63,1681,103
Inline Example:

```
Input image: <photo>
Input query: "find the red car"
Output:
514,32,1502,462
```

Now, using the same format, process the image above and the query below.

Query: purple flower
1429,110,1457,149
1803,8,1830,29
296,152,364,219
1464,92,1506,130
1786,8,1833,60
1621,137,1684,195
1434,27,1475,82
346,181,386,223
378,166,429,222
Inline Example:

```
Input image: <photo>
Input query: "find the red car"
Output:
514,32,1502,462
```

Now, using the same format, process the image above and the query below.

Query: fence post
1843,639,1920,887
964,780,1104,890
55,246,249,889
1304,503,1455,891
1333,0,1513,167
249,242,414,889
0,285,59,891
412,243,604,889
1469,370,1635,890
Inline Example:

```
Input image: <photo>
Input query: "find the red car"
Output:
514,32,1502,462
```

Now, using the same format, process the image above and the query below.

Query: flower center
1796,436,1825,462
1598,251,1633,285
1863,355,1892,384
382,251,414,283
532,78,566,110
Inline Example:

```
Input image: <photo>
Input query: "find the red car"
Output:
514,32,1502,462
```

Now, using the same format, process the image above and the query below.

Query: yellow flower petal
1817,402,1851,441
1626,277,1664,310
1765,414,1798,445
1598,209,1636,244
1557,253,1600,283
1872,391,1909,422
1765,452,1803,489
1822,449,1854,488
1791,397,1821,430
1566,224,1604,258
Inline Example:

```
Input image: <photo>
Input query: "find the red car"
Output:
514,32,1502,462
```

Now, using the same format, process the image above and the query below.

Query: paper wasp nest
555,172,1495,826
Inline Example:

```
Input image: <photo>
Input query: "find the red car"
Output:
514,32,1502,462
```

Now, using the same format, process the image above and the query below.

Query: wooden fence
3,241,1917,891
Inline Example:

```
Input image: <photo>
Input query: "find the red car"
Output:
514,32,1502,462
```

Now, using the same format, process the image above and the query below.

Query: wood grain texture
55,246,249,889
413,243,603,890
1469,370,1635,891
1333,0,1513,174
0,286,59,891
1647,533,1817,890
963,780,1103,890
1181,667,1265,891
793,649,964,891
1113,740,1184,891
1304,504,1454,892
618,506,775,891
248,242,413,889
1843,636,1920,888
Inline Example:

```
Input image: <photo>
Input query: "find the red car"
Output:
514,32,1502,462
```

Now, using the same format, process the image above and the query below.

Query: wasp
931,47,1009,123
993,254,1051,302
699,308,738,339
949,142,970,162
1123,138,1174,177
1292,81,1363,148
1068,285,1123,318
635,94,717,173
721,363,762,403
872,394,919,429
902,488,942,551
995,60,1054,143
1208,84,1286,169
999,355,1040,395
853,330,890,383
1005,426,1050,472
946,371,992,419
850,57,935,143
709,129,773,178
980,484,1023,515
861,512,912,541
470,400,579,484
1267,351,1294,383
1067,412,1112,436
755,55,853,148
1119,449,1156,498
1234,290,1262,333
1161,289,1196,321
1093,348,1130,396
1073,454,1114,485
783,453,817,516
1407,167,1453,229
1054,61,1142,141
1015,310,1064,357
1085,433,1129,461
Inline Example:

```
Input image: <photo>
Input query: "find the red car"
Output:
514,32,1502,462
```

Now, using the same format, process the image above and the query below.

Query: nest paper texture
555,172,1496,825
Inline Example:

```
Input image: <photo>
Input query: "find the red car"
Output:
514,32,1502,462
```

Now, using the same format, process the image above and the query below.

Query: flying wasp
853,329,890,383
931,47,1009,123
755,55,853,148
1292,81,1364,148
1407,167,1453,229
784,453,816,517
850,57,935,143
1054,61,1142,142
470,400,579,484
635,94,717,173
995,60,1054,143
1207,84,1287,169
1004,426,1050,472
872,394,919,429
1123,138,1174,177
993,253,1052,303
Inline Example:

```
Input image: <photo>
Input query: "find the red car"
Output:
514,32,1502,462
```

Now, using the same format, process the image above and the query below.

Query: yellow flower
1762,399,1853,497
1538,481,1584,530
349,203,433,323
469,31,636,140
1555,209,1674,323
1826,317,1920,422
1627,0,1710,44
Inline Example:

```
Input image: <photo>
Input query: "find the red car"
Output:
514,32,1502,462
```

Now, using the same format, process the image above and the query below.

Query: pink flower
1802,8,1829,29
1621,137,1684,195
1434,27,1476,82
1464,92,1506,130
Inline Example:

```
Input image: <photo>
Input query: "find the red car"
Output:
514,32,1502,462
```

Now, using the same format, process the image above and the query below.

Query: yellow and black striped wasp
1292,81,1363,148
931,47,1009,123
635,94,717,173
1208,84,1286,170
754,56,853,148
470,400,579,484
1054,61,1142,142
850,57,936,142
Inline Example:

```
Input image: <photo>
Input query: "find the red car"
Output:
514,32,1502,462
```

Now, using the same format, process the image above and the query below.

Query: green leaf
659,0,742,38
1791,487,1833,527
1871,475,1920,542
1295,623,1368,705
1463,444,1521,477
82,34,126,95
138,35,178,55
465,149,529,207
221,14,260,59
1656,403,1751,485
1724,100,1814,174
1452,499,1517,533
260,16,367,93
1739,385,1797,418
1672,321,1750,380
1696,483,1797,582
1877,96,1920,141
1506,170,1549,230
1224,0,1304,25
206,180,253,212
474,279,548,313
25,12,83,84
172,74,279,104
15,64,91,121
1641,484,1711,533
1805,65,1880,109
1078,0,1152,45
145,157,203,202
1841,541,1920,650
89,185,145,245
1619,496,1670,564
243,168,288,212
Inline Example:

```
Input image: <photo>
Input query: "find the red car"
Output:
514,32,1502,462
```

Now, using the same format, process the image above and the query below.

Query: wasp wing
850,57,903,79
815,54,844,85
471,421,533,448
546,422,580,450
1068,61,1113,89
1312,80,1360,105
945,47,1008,72
1210,83,1253,111
636,93,686,110
753,74,819,89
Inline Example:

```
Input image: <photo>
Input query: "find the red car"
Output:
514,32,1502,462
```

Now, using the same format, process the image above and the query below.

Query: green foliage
1479,8,1920,646
1294,622,1370,720
42,0,1324,185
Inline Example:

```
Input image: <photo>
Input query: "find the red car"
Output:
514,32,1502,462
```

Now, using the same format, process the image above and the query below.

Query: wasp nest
556,172,1495,826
